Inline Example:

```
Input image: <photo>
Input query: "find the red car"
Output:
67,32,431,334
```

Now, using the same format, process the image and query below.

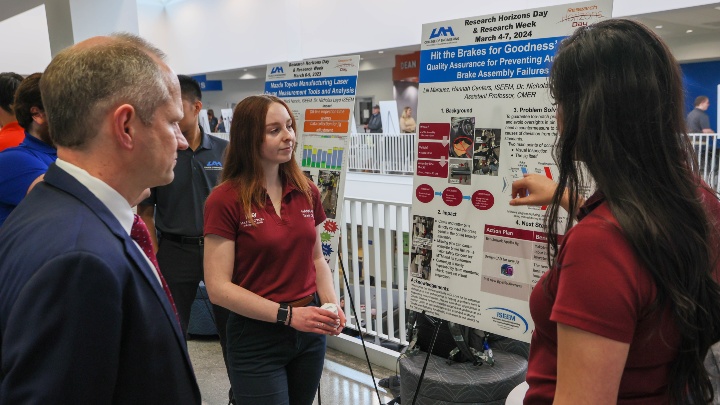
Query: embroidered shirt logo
240,212,265,227
205,161,223,170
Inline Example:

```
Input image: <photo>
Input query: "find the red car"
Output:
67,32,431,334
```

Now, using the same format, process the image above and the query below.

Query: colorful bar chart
302,146,344,169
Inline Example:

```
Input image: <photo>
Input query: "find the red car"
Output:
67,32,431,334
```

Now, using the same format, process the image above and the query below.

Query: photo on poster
412,215,434,246
410,246,433,280
411,215,434,280
449,158,472,185
318,170,340,219
303,170,315,183
473,128,501,176
449,117,475,158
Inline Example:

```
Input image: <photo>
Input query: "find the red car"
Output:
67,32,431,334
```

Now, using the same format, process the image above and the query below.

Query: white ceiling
0,1,718,78
207,3,720,82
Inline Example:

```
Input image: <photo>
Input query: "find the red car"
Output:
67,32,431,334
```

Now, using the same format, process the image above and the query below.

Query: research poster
408,1,612,342
264,56,360,272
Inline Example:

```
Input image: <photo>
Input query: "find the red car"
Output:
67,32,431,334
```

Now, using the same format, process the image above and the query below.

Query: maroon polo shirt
204,180,325,303
525,188,720,404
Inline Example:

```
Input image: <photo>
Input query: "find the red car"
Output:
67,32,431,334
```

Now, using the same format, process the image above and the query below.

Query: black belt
161,232,204,246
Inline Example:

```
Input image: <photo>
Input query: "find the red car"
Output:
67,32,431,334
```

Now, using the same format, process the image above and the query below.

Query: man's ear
113,104,137,150
30,107,47,126
194,100,202,117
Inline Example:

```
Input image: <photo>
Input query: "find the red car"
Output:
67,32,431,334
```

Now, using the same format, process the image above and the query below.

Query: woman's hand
509,173,558,207
290,306,344,335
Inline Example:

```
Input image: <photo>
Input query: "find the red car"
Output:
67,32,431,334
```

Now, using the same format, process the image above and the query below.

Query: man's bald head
40,33,174,149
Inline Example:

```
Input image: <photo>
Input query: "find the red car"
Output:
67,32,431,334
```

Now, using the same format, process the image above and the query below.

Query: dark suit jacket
0,164,201,404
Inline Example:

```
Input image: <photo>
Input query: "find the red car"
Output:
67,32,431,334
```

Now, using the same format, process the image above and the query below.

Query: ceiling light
243,68,247,72
715,6,720,10
686,29,693,33
378,51,384,54
655,25,662,29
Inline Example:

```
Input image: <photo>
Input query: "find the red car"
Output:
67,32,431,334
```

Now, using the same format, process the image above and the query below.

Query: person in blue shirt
0,73,57,227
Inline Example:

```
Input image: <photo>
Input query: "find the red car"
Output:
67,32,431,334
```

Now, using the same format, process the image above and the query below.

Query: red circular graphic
472,190,495,210
442,187,463,206
415,184,435,203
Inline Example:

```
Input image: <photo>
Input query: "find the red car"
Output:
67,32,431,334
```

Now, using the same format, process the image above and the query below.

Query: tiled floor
188,337,397,405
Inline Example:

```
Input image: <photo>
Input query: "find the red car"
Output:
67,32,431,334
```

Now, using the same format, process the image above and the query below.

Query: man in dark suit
0,34,201,404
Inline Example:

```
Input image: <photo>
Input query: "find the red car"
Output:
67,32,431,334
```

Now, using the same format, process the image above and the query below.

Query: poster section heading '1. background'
265,56,360,273
408,1,612,343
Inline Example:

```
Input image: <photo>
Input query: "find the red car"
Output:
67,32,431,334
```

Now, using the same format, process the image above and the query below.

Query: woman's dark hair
546,19,720,404
221,94,311,223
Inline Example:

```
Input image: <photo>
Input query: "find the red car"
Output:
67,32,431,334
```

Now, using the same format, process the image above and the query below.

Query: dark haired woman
510,20,720,404
207,108,218,133
204,94,345,404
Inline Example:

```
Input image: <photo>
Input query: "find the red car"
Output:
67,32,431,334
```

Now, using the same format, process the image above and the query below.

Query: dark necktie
131,214,180,325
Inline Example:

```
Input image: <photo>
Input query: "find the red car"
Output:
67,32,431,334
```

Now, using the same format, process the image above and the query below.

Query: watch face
277,305,289,323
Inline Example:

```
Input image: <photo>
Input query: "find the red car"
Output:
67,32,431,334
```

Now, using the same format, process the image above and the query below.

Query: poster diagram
407,1,612,342
265,56,359,269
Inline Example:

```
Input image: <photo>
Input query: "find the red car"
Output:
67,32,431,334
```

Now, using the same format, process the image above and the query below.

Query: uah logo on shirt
204,161,223,171
240,212,264,227
301,209,314,219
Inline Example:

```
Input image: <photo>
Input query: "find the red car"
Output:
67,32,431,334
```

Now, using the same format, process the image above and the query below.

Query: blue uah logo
270,66,284,74
206,161,223,167
487,307,529,333
430,26,455,39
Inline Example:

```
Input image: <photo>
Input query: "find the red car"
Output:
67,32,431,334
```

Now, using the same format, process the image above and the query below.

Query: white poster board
199,109,211,134
408,1,612,342
220,108,233,133
264,56,360,272
379,100,400,134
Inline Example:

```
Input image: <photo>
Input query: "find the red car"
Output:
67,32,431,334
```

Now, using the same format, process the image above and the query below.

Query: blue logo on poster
430,26,455,39
487,307,529,333
270,66,284,74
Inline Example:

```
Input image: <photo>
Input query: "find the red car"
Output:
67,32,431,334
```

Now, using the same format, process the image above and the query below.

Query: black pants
156,238,230,368
226,300,326,405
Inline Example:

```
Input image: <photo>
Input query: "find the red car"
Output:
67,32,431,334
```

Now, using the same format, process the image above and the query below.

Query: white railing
348,133,415,175
690,133,720,190
334,196,412,348
327,133,718,363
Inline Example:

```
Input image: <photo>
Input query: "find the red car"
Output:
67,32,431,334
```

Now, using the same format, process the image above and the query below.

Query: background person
687,95,715,134
0,34,200,404
0,72,25,151
510,20,720,404
204,94,345,405
400,106,416,133
216,116,226,132
364,104,382,133
0,73,56,228
138,74,231,400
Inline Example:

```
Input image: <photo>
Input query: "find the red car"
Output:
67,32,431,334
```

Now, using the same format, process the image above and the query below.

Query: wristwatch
277,303,290,325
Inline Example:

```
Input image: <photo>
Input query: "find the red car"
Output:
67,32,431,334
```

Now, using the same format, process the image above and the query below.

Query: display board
264,56,360,271
379,100,400,134
408,1,612,342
